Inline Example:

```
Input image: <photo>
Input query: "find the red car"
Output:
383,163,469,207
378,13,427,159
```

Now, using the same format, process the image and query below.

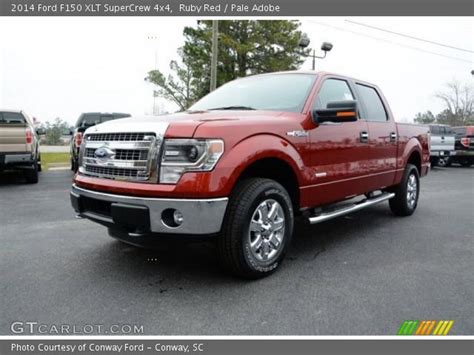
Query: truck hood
85,111,290,138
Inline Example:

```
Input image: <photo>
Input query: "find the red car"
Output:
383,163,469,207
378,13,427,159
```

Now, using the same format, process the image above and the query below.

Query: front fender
213,134,306,195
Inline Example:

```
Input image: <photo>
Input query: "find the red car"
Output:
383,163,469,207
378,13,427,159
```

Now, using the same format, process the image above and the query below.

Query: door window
356,84,388,121
430,125,440,134
314,79,354,109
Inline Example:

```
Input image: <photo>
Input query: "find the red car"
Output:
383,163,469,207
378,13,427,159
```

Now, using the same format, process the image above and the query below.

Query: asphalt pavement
0,167,473,335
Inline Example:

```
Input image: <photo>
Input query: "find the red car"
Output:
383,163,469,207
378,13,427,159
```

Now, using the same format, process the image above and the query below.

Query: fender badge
286,130,309,137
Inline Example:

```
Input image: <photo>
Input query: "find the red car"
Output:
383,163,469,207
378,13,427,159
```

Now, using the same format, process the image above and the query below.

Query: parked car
427,124,455,167
0,109,42,183
70,112,130,172
70,71,430,278
450,126,474,167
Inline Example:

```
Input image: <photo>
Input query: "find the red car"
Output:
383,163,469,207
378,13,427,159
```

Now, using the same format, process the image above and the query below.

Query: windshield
77,113,129,128
189,73,316,113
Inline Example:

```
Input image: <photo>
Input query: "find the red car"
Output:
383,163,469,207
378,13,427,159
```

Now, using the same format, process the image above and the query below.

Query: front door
304,78,370,206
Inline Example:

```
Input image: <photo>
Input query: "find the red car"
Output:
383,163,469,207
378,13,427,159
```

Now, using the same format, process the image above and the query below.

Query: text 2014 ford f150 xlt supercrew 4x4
70,71,430,278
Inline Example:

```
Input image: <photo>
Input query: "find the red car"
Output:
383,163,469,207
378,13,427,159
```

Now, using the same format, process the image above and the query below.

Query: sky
0,17,472,125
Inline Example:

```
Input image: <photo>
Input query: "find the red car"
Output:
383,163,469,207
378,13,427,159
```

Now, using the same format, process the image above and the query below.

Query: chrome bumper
70,184,228,235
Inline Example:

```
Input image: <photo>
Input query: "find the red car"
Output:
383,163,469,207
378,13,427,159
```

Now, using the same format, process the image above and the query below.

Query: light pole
298,34,333,70
210,20,219,92
147,35,159,115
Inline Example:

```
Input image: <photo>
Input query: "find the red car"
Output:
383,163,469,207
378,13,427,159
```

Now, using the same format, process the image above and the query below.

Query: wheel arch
236,157,301,212
406,149,422,174
220,134,305,212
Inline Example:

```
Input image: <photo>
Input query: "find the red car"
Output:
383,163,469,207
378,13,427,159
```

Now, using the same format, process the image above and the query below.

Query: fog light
173,210,184,225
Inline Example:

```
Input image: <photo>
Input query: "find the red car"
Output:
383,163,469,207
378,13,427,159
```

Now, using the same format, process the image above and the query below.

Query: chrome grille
79,132,161,182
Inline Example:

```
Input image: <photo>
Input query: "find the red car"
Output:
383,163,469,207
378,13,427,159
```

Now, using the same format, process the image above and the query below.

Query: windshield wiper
207,106,256,111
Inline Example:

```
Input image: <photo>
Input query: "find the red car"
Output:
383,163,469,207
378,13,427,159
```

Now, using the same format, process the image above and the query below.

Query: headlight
159,139,224,184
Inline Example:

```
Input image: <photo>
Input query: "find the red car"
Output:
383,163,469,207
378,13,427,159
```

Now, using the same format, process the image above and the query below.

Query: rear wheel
437,157,450,167
217,178,294,279
459,159,472,167
389,164,419,216
24,160,39,184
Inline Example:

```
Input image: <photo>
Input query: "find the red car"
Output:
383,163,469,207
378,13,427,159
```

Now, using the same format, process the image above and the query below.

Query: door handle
360,131,369,143
390,132,397,142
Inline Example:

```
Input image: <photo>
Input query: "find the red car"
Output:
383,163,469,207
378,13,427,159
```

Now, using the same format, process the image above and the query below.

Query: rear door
0,112,27,153
354,83,398,190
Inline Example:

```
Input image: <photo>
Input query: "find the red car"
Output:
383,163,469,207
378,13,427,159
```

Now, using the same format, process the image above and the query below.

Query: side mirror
36,128,45,135
312,100,359,124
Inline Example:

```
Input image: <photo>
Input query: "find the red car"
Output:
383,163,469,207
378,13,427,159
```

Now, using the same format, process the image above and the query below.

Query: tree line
146,20,309,111
414,80,474,126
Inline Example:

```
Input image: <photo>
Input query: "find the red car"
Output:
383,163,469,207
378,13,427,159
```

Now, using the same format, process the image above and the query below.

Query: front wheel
389,164,419,216
217,178,294,279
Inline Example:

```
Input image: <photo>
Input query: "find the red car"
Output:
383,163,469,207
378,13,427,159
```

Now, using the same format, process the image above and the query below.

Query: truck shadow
87,205,393,289
0,171,28,186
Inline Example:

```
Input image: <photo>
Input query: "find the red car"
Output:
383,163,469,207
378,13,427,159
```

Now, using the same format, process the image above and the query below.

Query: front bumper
70,184,228,236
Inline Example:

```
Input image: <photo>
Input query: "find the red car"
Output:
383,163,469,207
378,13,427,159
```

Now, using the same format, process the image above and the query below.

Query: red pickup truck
70,71,430,278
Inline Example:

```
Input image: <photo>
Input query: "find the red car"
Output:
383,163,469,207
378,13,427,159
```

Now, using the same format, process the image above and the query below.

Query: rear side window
444,127,454,135
429,125,439,134
0,112,26,124
356,84,388,121
314,79,354,109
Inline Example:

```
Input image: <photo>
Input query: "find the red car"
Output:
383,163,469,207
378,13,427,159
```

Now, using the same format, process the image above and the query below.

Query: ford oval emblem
94,147,114,159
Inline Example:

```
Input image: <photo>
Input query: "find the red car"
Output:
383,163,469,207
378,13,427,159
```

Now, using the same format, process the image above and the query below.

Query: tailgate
0,123,27,153
431,135,455,152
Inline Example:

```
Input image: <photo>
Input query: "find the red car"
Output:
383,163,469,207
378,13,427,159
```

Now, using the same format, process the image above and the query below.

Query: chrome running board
308,192,395,224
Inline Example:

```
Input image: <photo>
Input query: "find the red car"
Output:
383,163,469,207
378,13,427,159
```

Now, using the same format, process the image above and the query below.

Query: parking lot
0,167,473,335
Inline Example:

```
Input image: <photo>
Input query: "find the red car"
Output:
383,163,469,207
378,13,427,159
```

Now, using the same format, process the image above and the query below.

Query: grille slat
85,165,140,178
85,148,148,161
87,132,148,142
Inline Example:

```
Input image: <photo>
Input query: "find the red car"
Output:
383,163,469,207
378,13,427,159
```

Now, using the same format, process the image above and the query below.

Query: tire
24,160,39,184
437,157,450,167
460,159,472,167
218,178,294,279
37,154,42,172
389,164,419,216
71,158,78,172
